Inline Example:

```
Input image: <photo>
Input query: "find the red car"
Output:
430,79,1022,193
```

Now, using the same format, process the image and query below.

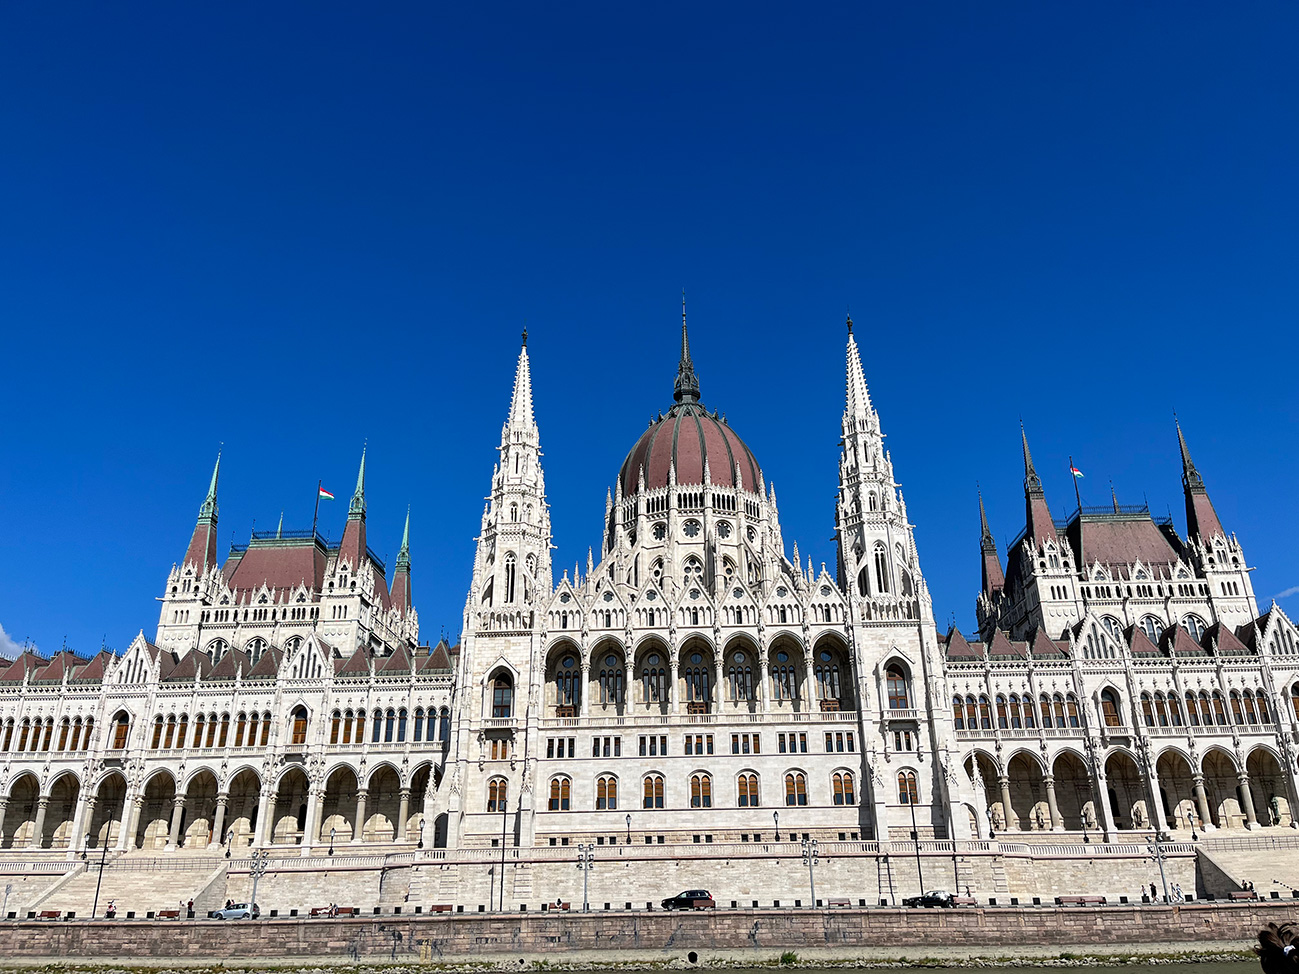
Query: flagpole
313,479,321,540
1070,456,1082,513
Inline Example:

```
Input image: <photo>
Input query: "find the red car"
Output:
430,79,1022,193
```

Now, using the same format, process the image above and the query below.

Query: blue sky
1,2,1296,657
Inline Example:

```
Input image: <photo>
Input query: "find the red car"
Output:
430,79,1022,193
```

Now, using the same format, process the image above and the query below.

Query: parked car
208,902,261,919
902,890,953,908
661,889,715,910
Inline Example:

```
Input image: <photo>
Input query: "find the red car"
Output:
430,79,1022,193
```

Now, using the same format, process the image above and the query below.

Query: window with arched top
833,772,856,806
737,773,759,807
690,774,712,808
897,770,919,805
492,673,514,718
548,777,571,811
952,695,964,730
555,656,580,714
1182,615,1207,642
1141,693,1155,726
1101,689,1121,727
111,712,130,750
873,543,890,594
885,665,908,710
1256,690,1271,724
596,776,617,810
504,553,517,603
995,694,1008,729
1212,691,1228,725
642,774,664,809
978,694,991,730
487,777,508,812
291,706,308,745
1139,616,1164,643
599,657,624,705
784,772,807,806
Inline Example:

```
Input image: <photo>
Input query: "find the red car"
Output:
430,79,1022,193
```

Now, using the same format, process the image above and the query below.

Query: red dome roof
619,402,762,497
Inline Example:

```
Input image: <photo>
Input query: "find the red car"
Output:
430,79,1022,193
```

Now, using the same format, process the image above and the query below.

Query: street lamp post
225,828,234,859
84,833,110,919
248,850,270,918
1147,832,1170,904
1187,807,1199,842
625,813,631,845
800,837,818,907
773,810,780,842
576,844,595,912
328,827,336,857
906,789,925,895
418,818,425,850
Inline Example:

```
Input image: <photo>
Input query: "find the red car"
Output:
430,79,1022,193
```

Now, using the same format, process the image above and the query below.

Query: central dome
618,306,763,497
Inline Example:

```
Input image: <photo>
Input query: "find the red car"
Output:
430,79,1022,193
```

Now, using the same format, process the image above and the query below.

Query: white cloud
1276,586,1299,601
0,623,29,661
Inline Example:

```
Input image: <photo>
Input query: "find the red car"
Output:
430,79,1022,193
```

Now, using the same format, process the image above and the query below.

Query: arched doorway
320,766,359,843
1155,750,1197,831
271,768,310,845
44,773,81,850
364,765,402,842
589,640,628,717
1052,752,1095,831
134,772,177,850
3,773,41,848
1202,749,1243,829
1005,752,1048,831
721,636,761,715
1104,751,1148,830
182,770,219,848
88,773,127,849
1246,748,1291,827
633,639,670,715
225,768,261,850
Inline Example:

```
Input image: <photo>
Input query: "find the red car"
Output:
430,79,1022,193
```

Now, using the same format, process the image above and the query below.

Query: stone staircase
30,853,227,918
1197,843,1299,899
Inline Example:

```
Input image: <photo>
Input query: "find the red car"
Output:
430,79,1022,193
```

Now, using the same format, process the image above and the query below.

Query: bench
827,898,852,908
1230,891,1259,901
952,897,977,907
309,907,331,917
337,906,357,916
1056,895,1106,906
549,901,571,911
37,911,62,921
157,910,181,920
429,904,453,913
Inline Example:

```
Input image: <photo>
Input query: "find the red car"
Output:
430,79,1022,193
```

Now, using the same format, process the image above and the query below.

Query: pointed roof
673,292,700,404
988,628,1027,660
391,507,412,617
942,627,982,660
245,645,282,680
1209,622,1251,656
844,316,872,420
208,648,250,681
165,649,214,682
1029,627,1068,658
1020,425,1058,543
1176,419,1225,541
71,650,114,682
507,332,537,429
183,452,221,573
421,640,454,673
336,645,373,677
1129,626,1163,657
979,490,1005,596
338,446,368,569
379,643,413,674
1167,624,1206,657
33,651,84,682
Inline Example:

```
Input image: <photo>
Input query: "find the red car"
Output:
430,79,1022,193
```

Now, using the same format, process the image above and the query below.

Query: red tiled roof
1169,625,1205,657
1129,627,1163,657
1030,628,1068,658
72,651,114,682
246,646,282,680
988,629,1026,659
165,649,214,682
379,644,412,674
0,651,43,682
943,628,982,660
1068,515,1182,574
336,646,372,677
208,648,251,681
1211,623,1251,656
224,541,327,597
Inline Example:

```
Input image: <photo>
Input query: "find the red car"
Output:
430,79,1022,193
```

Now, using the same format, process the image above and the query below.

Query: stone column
1147,767,1171,835
28,798,49,849
117,795,140,851
998,777,1016,831
1193,775,1215,831
1239,773,1259,829
802,652,817,714
299,784,323,856
261,792,278,847
253,788,271,848
397,789,410,841
1093,773,1118,841
714,658,724,715
352,790,368,844
758,660,770,714
71,796,96,854
212,795,229,849
166,795,185,849
669,650,680,714
580,660,591,718
0,797,9,846
1044,775,1064,831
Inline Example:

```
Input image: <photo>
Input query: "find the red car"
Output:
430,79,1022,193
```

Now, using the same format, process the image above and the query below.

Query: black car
661,889,716,910
901,890,952,908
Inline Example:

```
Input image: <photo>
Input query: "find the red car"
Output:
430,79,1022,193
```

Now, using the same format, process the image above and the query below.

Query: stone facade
0,307,1296,889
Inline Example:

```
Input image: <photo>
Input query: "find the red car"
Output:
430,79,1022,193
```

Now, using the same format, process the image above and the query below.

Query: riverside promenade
0,902,1292,966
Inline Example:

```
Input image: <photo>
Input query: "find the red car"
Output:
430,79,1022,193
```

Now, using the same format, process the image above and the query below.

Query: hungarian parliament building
2,312,1297,864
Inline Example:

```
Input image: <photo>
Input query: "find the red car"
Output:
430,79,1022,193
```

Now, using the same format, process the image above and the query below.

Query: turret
1021,425,1058,543
979,490,1004,598
337,447,368,569
1177,419,1226,542
391,506,412,617
182,452,221,573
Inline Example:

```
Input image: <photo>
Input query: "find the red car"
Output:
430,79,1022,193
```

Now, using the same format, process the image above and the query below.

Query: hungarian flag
1070,465,1084,479
318,486,335,500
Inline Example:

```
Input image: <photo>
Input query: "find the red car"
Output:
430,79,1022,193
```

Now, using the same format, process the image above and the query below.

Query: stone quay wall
0,902,1295,965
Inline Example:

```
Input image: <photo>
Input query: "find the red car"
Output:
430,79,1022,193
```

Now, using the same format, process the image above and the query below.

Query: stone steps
1198,846,1299,898
32,858,226,918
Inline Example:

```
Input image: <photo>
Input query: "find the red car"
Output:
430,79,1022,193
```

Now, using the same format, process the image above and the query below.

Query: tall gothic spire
507,331,536,430
844,314,873,420
391,506,412,616
979,488,1005,597
396,506,411,570
183,451,221,573
1176,418,1225,540
673,291,700,403
1020,424,1057,542
349,445,367,517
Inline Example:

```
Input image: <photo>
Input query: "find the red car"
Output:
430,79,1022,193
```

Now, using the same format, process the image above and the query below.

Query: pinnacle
507,337,536,431
844,329,873,420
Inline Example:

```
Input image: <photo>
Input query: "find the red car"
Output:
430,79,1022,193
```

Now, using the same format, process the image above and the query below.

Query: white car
208,902,260,919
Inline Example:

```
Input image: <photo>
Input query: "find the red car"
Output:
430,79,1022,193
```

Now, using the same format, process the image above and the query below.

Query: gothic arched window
873,543,890,594
504,553,517,603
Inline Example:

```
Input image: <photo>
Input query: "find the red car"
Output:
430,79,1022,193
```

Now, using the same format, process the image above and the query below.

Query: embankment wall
0,902,1294,965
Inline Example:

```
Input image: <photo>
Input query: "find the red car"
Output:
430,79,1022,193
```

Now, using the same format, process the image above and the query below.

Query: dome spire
673,290,700,403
